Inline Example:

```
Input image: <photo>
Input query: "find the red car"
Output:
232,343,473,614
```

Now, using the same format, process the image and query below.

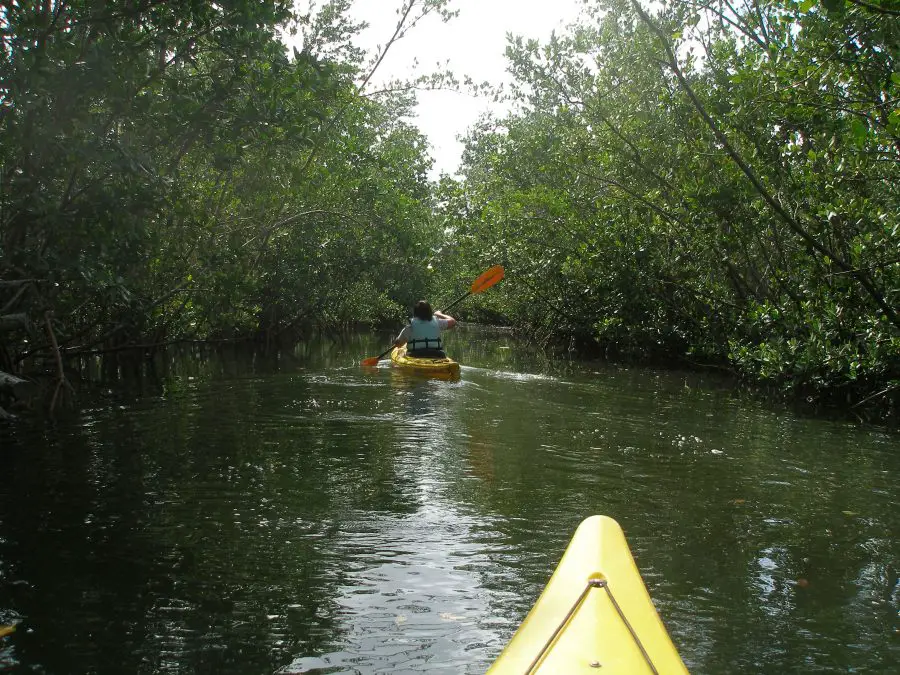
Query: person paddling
394,300,457,357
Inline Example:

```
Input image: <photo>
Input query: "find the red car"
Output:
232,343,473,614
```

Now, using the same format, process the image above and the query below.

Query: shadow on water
1,328,898,674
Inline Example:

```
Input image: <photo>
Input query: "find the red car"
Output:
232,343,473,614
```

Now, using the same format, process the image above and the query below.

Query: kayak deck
390,345,460,379
487,515,688,674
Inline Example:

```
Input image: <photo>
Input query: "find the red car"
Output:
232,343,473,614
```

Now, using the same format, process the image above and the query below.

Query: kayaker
393,300,457,357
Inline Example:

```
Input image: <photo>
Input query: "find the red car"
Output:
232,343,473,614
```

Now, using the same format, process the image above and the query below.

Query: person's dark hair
413,300,433,321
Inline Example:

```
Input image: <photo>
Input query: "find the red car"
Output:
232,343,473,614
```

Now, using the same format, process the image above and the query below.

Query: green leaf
799,0,816,11
849,118,867,144
891,72,900,85
888,110,900,134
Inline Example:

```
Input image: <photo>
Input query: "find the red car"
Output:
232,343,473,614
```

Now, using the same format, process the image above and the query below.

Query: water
1,330,897,673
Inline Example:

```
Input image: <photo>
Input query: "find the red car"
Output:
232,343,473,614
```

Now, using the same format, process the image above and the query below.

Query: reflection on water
281,509,502,674
0,331,898,674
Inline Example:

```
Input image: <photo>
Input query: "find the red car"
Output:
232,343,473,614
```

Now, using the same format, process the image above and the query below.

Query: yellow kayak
488,515,688,674
390,345,460,379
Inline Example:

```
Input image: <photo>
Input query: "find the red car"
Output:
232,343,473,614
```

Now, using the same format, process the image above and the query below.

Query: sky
341,0,586,177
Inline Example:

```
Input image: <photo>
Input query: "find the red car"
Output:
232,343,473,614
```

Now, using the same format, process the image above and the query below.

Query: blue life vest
408,317,442,352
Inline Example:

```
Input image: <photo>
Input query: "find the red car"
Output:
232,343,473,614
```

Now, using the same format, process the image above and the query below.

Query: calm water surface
1,329,897,673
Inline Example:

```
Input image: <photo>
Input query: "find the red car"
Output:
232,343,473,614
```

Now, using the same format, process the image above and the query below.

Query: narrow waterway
1,329,897,673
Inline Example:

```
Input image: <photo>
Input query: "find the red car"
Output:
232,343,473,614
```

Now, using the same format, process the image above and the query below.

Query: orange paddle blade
361,345,394,367
470,265,504,294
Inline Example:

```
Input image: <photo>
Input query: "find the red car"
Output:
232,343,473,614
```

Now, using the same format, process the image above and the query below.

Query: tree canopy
1,0,896,422
437,0,899,420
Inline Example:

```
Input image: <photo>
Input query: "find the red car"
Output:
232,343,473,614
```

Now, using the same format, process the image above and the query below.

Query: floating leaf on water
796,578,810,589
732,498,746,505
841,510,858,517
0,624,15,638
439,612,465,621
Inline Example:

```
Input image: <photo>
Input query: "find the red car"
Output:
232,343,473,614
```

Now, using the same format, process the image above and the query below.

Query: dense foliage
1,0,896,422
0,0,447,413
438,0,899,420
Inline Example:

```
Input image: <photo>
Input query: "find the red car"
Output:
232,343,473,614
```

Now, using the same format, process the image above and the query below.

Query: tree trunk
0,313,30,333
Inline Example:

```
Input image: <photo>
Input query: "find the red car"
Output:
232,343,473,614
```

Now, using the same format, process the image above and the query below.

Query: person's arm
394,325,411,346
434,311,456,329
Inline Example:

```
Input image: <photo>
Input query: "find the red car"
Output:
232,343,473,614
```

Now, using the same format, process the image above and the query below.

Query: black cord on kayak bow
525,577,659,675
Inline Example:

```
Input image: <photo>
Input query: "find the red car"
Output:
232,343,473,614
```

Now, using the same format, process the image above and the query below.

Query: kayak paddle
441,264,505,313
360,345,395,368
360,265,505,367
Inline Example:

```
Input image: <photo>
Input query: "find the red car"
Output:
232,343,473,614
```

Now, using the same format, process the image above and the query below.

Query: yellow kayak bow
488,515,689,674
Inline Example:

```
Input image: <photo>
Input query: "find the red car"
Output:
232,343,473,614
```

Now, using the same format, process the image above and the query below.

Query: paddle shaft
439,291,471,315
372,346,394,362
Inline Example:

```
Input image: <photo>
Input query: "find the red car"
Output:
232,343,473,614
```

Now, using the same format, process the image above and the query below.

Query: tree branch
44,311,74,413
632,0,900,332
846,0,900,17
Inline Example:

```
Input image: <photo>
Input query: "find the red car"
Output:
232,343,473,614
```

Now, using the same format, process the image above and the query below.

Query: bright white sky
342,0,585,177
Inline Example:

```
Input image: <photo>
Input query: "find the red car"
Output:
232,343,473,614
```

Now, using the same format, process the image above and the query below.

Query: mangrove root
44,311,74,413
